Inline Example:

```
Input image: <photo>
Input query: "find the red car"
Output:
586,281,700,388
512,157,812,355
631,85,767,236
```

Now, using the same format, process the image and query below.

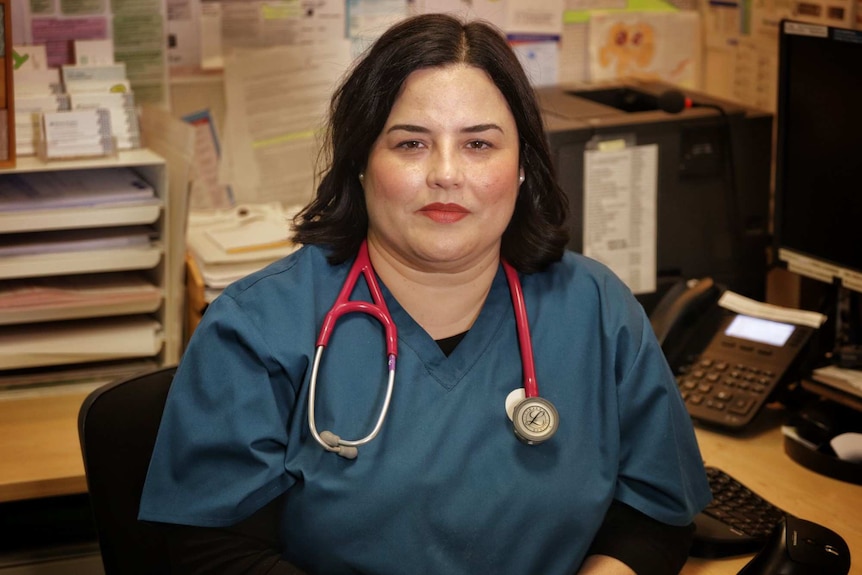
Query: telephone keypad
675,355,778,426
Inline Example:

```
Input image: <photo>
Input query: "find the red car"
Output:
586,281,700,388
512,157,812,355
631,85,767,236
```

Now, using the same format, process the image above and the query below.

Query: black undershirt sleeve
586,499,695,575
153,495,307,575
154,497,691,574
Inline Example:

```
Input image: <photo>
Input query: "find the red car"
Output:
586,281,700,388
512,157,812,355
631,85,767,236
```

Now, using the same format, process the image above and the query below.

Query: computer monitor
774,20,862,294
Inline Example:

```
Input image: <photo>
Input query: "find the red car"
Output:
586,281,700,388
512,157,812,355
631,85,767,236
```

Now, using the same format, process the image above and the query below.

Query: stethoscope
307,240,559,459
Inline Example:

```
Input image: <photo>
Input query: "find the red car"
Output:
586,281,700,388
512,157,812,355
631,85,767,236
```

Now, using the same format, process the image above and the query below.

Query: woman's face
363,64,522,272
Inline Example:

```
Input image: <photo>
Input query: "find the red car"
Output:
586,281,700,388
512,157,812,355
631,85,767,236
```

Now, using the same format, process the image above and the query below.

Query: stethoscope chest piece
505,388,559,445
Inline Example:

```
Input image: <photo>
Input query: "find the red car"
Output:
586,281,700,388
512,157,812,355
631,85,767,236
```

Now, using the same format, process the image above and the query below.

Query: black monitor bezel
773,19,862,293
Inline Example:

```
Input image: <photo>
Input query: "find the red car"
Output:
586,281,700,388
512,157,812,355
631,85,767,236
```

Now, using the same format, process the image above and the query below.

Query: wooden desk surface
0,388,91,503
683,419,862,575
1,389,859,573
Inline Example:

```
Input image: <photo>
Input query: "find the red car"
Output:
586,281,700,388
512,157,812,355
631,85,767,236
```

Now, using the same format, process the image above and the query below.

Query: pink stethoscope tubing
501,259,539,399
307,240,397,457
307,239,542,457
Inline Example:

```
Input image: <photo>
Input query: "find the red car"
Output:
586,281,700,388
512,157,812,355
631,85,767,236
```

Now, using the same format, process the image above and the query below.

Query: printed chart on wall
583,142,658,295
588,10,700,89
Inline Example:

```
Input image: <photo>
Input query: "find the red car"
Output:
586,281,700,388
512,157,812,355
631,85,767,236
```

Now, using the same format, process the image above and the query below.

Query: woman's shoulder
538,250,635,296
221,244,340,300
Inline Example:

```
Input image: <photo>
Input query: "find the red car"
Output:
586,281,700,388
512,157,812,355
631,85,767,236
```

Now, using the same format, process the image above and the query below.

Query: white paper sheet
583,144,658,295
221,40,351,205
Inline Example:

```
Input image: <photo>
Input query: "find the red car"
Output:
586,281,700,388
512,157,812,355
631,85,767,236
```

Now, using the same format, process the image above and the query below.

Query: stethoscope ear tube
308,344,397,459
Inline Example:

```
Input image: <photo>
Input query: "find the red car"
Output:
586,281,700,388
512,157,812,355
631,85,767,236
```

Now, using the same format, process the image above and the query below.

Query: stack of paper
0,315,164,370
0,167,161,235
40,108,115,160
62,55,142,151
0,272,162,325
11,42,143,157
187,203,300,296
68,91,141,150
811,365,862,401
12,45,67,157
0,226,154,257
0,167,156,210
15,94,69,156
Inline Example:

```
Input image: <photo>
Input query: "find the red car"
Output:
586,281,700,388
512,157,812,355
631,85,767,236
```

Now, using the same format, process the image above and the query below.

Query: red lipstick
419,203,469,223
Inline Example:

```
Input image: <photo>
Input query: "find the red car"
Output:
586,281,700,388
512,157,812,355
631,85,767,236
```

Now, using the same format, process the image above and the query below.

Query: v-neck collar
376,265,512,391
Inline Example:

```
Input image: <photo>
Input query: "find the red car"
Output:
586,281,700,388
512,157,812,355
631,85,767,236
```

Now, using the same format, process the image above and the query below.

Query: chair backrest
78,366,176,575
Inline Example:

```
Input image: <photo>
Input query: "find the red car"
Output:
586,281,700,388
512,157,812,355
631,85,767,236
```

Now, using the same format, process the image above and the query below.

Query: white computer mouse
829,432,862,463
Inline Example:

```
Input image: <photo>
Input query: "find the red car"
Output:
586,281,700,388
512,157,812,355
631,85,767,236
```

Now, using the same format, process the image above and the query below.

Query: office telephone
650,278,816,429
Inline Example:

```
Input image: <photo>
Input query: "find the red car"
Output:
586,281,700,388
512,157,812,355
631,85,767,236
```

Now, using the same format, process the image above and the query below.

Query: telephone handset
650,278,816,430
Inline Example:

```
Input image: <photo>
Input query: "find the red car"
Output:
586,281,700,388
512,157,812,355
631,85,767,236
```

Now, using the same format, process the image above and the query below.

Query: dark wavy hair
292,13,569,273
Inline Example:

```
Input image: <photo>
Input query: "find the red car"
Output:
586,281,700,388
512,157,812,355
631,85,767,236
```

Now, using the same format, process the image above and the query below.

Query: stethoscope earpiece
319,431,359,460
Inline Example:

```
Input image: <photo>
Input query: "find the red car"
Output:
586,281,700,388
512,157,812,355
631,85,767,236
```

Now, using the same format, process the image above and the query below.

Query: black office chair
78,366,176,575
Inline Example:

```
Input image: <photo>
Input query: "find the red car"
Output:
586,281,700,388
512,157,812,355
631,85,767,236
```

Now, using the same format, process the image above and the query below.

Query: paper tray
0,294,163,326
0,201,162,233
0,316,165,370
0,245,163,279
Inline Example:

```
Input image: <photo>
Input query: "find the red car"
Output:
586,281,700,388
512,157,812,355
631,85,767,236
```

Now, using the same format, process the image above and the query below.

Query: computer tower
538,80,773,314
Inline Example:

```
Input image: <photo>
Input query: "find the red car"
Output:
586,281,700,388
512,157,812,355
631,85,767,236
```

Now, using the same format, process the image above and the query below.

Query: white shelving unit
0,149,182,391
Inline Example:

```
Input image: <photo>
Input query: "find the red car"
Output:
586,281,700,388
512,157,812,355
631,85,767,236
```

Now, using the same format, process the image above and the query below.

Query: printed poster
588,10,701,89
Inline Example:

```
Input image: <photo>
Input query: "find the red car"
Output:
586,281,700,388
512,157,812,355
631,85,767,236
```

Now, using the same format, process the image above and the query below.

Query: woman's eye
397,140,424,150
466,140,492,150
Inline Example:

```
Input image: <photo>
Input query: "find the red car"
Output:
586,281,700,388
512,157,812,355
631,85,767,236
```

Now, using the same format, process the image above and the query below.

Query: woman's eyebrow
463,123,504,134
386,123,504,134
386,124,429,134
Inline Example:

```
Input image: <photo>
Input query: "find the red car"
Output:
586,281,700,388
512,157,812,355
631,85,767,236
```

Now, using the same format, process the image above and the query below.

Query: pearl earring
358,172,365,181
519,173,525,184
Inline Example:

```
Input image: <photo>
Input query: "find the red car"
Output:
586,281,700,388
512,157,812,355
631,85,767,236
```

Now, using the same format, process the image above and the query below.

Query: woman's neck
366,242,500,341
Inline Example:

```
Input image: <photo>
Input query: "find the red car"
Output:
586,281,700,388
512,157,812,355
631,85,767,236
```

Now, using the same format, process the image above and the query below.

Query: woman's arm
578,554,636,575
155,495,306,575
583,500,695,575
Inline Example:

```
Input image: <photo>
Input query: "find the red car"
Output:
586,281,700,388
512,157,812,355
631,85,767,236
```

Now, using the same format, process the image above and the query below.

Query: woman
140,13,712,574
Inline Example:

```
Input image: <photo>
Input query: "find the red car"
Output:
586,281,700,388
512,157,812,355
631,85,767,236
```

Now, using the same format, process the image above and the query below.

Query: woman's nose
426,147,463,189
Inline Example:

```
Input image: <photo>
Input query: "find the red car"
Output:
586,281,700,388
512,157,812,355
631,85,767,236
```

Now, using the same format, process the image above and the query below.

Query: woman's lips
419,203,469,223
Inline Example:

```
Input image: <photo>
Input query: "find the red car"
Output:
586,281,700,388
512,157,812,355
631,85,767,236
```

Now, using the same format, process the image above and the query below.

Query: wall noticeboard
0,0,14,169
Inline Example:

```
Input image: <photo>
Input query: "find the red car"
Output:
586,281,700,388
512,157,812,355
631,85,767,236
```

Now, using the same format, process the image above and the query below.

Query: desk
684,421,862,575
1,391,859,573
0,389,90,503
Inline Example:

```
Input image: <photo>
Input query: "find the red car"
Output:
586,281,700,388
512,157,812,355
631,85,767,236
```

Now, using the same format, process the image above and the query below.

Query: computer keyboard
690,466,786,558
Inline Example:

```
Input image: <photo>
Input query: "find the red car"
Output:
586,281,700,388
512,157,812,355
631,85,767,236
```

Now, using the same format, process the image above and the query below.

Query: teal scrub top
140,245,712,574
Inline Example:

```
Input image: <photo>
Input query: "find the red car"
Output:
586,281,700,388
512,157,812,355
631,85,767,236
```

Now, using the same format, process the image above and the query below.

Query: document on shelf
0,226,153,257
187,203,300,289
718,291,828,328
0,316,164,371
188,203,298,264
811,365,862,400
0,168,156,210
0,272,162,325
41,108,116,159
